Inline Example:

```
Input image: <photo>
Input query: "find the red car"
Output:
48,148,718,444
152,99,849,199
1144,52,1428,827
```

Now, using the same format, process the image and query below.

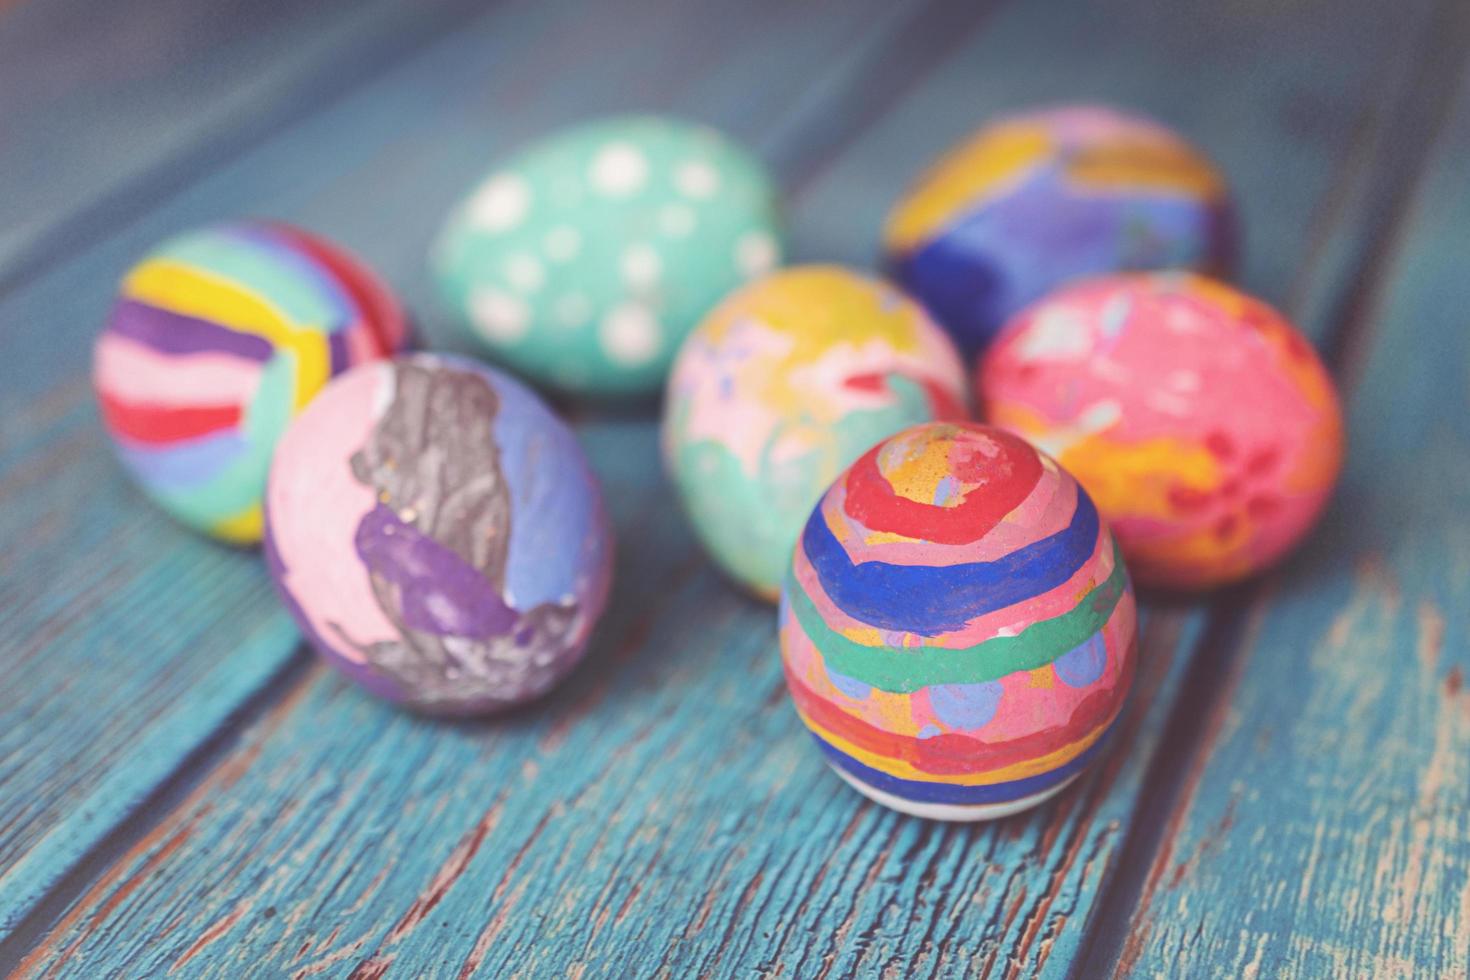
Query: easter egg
664,267,969,599
92,221,408,543
979,273,1344,590
432,116,784,396
884,104,1234,356
780,421,1137,820
265,353,614,715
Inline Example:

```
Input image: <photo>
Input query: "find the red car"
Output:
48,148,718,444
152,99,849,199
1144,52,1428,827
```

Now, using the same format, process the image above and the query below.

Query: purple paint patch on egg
826,669,872,700
927,681,1003,730
108,300,277,361
353,503,518,639
1053,633,1108,688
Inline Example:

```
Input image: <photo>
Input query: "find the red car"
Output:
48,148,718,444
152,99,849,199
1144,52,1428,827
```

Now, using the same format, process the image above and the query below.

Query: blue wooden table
3,0,1469,975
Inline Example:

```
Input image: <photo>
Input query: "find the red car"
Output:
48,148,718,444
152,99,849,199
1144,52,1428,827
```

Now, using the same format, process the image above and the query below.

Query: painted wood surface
1,0,1468,976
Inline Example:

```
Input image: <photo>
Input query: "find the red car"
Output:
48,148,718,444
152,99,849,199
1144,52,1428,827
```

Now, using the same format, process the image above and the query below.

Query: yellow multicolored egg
663,266,968,599
979,272,1344,590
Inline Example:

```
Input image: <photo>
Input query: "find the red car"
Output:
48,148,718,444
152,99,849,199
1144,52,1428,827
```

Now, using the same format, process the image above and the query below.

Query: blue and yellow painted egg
884,104,1234,356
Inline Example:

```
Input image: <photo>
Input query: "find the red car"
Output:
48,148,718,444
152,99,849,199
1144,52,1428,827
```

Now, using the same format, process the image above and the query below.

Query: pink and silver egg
265,353,614,714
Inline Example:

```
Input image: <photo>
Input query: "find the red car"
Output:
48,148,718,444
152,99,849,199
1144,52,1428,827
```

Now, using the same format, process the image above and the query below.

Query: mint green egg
432,116,784,396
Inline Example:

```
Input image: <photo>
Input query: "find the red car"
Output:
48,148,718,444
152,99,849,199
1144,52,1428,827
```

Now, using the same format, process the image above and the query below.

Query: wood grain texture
0,0,930,949
1099,17,1470,979
0,0,578,933
0,0,499,289
4,1,1460,977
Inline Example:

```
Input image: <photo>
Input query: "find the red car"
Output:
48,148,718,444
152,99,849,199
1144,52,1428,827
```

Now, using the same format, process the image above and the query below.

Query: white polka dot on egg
467,173,530,232
621,244,661,290
505,253,545,293
675,161,720,199
590,142,649,196
469,286,530,343
600,303,660,366
736,230,778,277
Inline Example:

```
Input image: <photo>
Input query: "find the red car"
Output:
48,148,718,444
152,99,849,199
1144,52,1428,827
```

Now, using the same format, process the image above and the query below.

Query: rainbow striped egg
780,421,1136,821
93,222,408,543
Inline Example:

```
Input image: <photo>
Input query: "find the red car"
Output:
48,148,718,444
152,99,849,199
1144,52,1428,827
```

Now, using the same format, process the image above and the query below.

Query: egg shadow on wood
1257,477,1374,600
432,422,768,734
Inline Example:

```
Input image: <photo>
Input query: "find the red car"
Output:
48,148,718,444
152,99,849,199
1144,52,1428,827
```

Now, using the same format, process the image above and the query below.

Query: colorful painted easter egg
432,116,784,396
780,421,1137,820
93,221,408,543
664,266,969,600
884,104,1234,356
980,273,1343,590
265,353,614,715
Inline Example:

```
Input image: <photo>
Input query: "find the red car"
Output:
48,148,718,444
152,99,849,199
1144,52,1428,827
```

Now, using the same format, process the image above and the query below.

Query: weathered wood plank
2,1,1445,976
1091,19,1470,980
0,0,501,287
0,0,929,948
0,0,560,931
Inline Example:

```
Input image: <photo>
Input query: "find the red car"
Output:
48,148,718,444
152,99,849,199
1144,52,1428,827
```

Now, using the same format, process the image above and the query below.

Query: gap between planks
0,650,318,976
0,0,1005,971
1071,1,1470,975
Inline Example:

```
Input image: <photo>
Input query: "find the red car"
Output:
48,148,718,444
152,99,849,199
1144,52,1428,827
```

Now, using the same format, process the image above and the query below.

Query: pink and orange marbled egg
979,272,1343,590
